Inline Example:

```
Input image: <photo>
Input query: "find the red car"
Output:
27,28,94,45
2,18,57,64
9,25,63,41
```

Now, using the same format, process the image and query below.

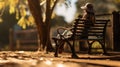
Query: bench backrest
72,18,109,40
14,29,38,44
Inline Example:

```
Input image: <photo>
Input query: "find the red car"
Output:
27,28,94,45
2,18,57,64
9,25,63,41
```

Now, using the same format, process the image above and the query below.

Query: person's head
81,3,94,13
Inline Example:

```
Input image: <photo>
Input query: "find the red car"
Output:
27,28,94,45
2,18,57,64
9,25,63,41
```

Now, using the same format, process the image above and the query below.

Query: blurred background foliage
0,0,119,50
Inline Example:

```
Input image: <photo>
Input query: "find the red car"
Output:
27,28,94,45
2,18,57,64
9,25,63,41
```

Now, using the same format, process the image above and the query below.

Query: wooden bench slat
17,40,38,43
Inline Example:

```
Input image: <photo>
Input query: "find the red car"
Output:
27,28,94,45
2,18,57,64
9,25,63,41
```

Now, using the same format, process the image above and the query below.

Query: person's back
81,3,95,26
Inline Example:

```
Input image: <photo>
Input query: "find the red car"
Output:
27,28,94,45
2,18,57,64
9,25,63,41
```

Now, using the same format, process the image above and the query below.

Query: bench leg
65,40,79,58
58,41,65,53
54,39,65,57
98,40,107,54
87,41,95,54
54,39,59,57
53,39,79,58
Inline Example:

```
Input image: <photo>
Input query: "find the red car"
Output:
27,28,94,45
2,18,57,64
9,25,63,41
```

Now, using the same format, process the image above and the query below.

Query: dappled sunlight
36,57,81,67
37,60,81,67
39,57,44,60
44,60,52,65
17,51,25,53
57,63,64,67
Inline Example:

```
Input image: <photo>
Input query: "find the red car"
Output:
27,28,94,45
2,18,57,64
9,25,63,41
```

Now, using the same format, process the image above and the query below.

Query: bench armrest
56,27,72,39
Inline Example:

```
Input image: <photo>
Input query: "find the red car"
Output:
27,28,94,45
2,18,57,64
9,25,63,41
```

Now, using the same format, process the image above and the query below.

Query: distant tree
113,0,120,10
51,16,68,27
0,7,17,47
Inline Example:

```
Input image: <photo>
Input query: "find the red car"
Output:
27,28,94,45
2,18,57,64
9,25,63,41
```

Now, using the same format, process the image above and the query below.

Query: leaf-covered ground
0,51,120,67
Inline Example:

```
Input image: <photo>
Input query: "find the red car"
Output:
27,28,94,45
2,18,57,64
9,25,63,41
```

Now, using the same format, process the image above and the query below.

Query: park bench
52,18,110,58
9,29,39,50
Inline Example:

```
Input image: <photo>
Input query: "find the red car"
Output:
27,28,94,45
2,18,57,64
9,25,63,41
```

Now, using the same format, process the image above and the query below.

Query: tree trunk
27,0,54,52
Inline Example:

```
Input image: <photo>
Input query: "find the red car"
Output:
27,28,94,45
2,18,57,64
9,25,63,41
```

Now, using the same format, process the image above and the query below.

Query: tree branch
45,0,51,24
51,0,59,15
27,0,43,25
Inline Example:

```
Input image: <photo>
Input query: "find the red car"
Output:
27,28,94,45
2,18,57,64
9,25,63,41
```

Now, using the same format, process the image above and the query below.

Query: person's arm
81,13,87,20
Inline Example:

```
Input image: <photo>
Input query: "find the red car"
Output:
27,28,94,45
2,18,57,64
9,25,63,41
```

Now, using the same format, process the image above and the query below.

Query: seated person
80,3,96,38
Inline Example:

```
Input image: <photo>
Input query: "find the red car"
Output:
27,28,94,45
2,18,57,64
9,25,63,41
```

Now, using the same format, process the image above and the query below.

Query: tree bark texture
27,0,54,51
